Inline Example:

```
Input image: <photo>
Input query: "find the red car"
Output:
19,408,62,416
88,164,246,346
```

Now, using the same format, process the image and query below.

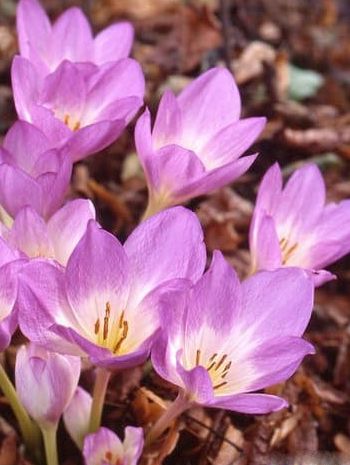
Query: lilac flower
0,239,23,351
15,343,81,429
83,427,143,465
0,121,71,219
18,207,206,369
63,387,92,449
135,68,265,216
151,251,314,415
17,0,134,77
1,200,95,266
249,163,350,285
12,57,145,161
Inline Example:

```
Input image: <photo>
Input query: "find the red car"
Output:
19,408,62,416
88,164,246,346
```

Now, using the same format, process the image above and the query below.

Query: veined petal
18,260,82,355
174,154,257,201
16,0,51,63
12,56,41,123
201,117,266,169
94,22,134,64
9,207,52,258
65,221,130,344
51,7,93,68
124,207,206,308
152,90,182,149
47,199,96,266
211,393,287,414
177,68,241,146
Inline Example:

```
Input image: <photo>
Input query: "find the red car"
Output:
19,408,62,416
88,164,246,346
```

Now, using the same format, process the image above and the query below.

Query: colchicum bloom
0,121,71,219
135,67,265,217
0,238,23,351
18,207,206,369
83,427,143,465
15,343,81,429
249,163,350,285
12,57,145,161
63,386,92,449
2,200,95,266
17,0,134,77
151,251,314,415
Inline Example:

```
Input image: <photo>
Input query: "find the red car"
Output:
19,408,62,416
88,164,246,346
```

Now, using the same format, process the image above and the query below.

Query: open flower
0,238,23,351
151,251,314,415
83,426,143,465
18,207,206,369
0,121,71,219
1,200,95,266
17,0,134,77
83,427,143,465
135,68,265,217
12,57,145,161
249,163,350,285
15,343,81,429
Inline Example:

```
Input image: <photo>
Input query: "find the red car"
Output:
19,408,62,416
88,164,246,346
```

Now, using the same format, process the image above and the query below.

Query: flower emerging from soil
249,163,350,285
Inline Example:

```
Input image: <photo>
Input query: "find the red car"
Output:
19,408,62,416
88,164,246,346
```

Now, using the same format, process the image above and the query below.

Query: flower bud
63,386,92,449
15,343,81,429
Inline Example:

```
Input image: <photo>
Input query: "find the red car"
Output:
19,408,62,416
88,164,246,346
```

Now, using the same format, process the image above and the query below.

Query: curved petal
47,199,96,266
177,68,241,144
152,90,182,149
9,207,52,258
240,267,314,339
188,251,241,335
211,393,287,414
51,7,93,67
65,221,130,332
201,117,266,169
124,206,206,308
0,163,43,217
16,0,51,63
62,120,125,162
174,154,257,201
3,121,51,172
11,56,41,122
255,162,283,214
146,145,205,197
94,22,134,63
17,260,81,355
249,211,282,272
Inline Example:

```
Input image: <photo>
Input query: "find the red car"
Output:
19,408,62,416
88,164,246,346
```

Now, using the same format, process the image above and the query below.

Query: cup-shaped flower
135,68,266,216
0,238,23,351
83,427,143,465
63,386,92,449
151,251,315,414
17,0,134,77
15,343,81,429
249,163,350,285
12,57,145,161
18,207,206,369
1,200,95,266
0,121,72,219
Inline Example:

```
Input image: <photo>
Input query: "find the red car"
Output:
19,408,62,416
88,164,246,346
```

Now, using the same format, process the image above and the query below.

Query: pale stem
141,192,170,221
0,363,41,457
145,390,191,446
88,367,111,434
42,425,58,465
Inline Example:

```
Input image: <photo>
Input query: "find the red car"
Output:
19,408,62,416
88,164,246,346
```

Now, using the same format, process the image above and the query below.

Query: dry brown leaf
233,41,276,85
215,424,244,465
334,434,350,455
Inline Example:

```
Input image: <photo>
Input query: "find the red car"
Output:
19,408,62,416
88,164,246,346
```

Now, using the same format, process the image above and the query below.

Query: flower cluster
0,1,349,465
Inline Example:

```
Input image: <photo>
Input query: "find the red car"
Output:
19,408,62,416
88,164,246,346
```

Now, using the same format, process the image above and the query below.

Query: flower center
104,450,121,465
195,350,232,392
94,302,129,354
279,236,298,265
63,113,81,131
